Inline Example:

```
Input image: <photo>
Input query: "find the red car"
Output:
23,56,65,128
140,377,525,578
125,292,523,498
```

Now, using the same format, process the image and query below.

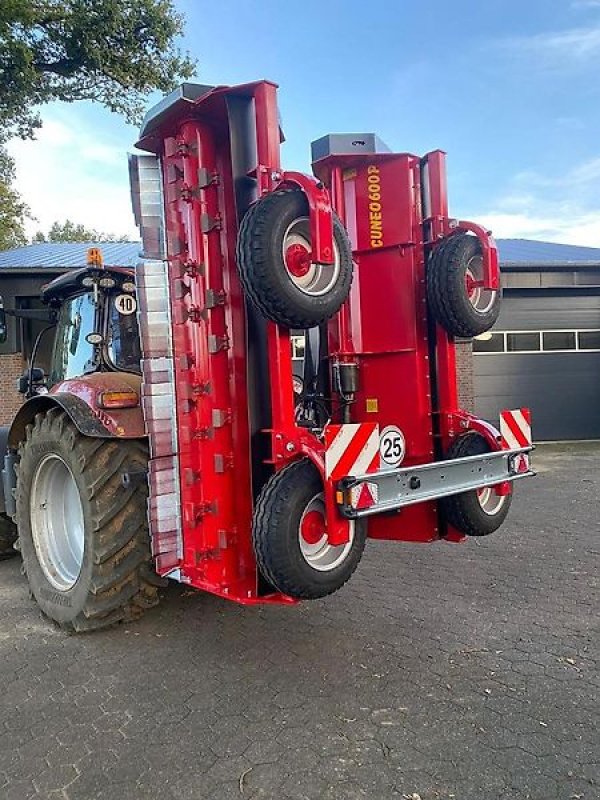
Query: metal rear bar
338,447,534,519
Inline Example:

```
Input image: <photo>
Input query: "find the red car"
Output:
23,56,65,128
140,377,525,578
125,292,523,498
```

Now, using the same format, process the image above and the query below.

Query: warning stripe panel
325,423,380,480
325,424,362,477
500,408,532,450
330,425,374,481
351,427,381,476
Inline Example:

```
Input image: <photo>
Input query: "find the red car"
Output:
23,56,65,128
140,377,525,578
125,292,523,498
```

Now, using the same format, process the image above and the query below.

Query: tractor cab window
48,293,97,385
107,294,141,373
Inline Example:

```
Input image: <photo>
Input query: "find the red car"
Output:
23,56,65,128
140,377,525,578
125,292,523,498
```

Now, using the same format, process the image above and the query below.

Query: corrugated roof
0,241,141,269
496,239,600,264
0,238,600,269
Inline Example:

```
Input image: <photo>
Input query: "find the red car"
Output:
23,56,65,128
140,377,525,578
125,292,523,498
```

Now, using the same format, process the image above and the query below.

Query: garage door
474,291,600,440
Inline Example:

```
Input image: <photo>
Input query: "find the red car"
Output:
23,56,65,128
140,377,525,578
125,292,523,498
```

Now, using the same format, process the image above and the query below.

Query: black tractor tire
237,189,354,329
427,233,501,338
253,458,366,598
440,432,512,537
16,409,162,631
0,514,17,560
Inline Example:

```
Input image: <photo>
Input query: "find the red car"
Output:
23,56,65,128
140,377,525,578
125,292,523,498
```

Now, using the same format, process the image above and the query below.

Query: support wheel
253,459,366,598
440,432,512,536
237,189,353,328
427,233,501,337
16,409,162,631
0,514,17,560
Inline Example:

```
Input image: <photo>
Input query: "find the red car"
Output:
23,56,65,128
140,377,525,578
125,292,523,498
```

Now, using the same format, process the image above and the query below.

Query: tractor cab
20,253,141,398
42,262,141,388
0,249,146,576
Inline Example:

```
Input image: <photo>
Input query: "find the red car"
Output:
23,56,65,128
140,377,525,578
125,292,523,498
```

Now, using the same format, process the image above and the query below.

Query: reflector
349,481,378,510
98,390,139,409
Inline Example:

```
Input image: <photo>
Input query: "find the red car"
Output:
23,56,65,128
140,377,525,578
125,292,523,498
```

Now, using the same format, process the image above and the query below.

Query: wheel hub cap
282,217,341,296
465,256,497,315
298,494,354,572
285,243,312,277
300,509,325,545
30,454,85,591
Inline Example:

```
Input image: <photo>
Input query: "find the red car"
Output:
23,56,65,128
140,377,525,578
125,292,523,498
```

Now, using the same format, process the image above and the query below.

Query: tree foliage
0,0,196,141
0,148,30,249
33,220,131,243
0,0,195,250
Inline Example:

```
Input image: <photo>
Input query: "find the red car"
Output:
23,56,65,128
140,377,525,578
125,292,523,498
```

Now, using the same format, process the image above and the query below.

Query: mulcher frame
131,80,532,604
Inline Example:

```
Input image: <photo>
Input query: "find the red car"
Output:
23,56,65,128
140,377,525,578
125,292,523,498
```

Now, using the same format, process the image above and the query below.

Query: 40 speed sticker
379,425,406,468
115,293,137,315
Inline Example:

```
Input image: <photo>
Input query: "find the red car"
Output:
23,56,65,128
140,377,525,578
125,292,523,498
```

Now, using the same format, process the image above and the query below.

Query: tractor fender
7,377,146,449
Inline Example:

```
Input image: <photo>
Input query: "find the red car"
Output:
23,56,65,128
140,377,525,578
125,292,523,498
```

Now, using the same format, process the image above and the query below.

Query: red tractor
0,79,533,631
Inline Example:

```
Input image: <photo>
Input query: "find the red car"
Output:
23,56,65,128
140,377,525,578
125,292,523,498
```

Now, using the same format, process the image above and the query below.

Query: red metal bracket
441,410,511,497
452,220,500,291
278,171,335,265
421,151,499,291
441,409,503,452
426,219,500,291
267,428,350,546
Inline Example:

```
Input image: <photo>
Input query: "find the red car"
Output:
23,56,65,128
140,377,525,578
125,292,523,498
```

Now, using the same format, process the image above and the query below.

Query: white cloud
473,211,600,246
7,112,139,239
464,157,600,246
571,1,600,9
509,156,600,190
501,25,600,67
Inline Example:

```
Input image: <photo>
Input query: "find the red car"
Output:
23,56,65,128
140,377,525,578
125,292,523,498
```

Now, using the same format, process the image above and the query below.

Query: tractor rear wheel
427,233,501,338
237,189,354,329
253,458,366,598
440,432,512,536
0,514,17,560
16,409,161,631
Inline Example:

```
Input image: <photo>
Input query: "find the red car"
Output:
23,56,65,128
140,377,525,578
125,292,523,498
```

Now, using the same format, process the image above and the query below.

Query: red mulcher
0,79,533,630
129,79,533,603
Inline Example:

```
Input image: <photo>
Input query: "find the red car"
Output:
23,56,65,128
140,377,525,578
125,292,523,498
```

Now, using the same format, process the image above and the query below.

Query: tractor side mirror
0,296,6,344
17,367,45,395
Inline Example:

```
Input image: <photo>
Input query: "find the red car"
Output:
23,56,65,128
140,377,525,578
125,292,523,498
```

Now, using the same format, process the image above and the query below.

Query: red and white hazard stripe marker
324,424,381,514
324,423,380,481
500,408,532,472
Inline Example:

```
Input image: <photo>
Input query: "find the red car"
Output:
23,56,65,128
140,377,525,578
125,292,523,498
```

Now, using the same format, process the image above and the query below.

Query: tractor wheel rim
477,486,506,516
30,453,85,591
465,256,496,315
298,493,354,572
283,217,341,297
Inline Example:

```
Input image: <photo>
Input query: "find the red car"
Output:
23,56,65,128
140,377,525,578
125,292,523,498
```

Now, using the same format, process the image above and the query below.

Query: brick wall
455,339,474,412
0,353,25,426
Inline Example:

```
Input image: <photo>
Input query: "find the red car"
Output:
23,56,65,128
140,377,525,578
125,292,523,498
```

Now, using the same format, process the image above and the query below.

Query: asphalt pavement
0,443,598,800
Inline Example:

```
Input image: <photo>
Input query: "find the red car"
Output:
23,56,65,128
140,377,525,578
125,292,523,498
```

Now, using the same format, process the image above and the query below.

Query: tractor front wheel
16,409,161,631
253,459,366,598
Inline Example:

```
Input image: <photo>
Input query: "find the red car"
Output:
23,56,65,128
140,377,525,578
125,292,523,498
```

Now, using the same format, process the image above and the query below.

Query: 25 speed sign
379,425,406,468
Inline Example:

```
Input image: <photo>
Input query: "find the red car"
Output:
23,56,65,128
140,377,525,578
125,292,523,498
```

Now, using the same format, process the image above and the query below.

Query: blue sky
8,0,600,244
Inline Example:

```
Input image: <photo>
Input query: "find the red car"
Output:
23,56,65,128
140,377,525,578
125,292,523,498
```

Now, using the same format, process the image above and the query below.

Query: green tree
0,0,196,249
0,148,30,249
0,0,196,140
33,220,131,243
